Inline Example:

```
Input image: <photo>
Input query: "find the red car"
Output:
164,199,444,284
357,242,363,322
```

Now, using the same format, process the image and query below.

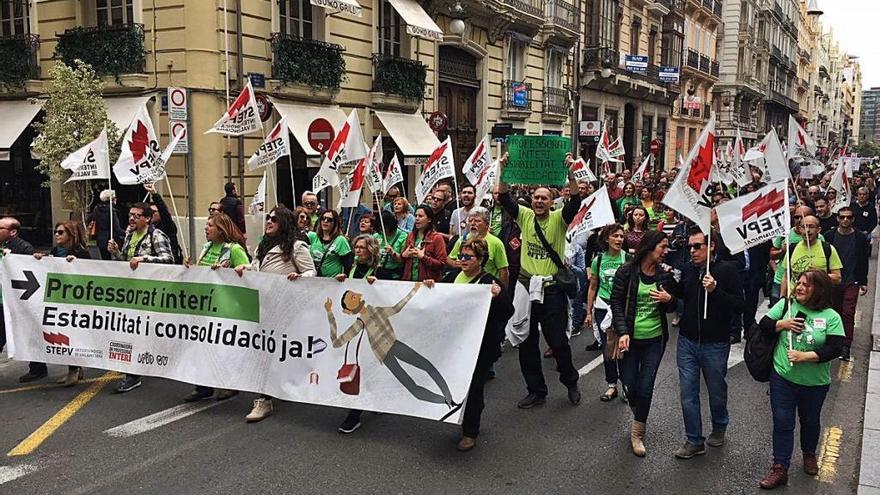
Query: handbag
337,327,365,395
532,216,578,299
743,300,785,382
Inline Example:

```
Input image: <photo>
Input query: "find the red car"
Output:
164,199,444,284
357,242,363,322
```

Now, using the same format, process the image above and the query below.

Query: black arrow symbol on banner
11,270,39,300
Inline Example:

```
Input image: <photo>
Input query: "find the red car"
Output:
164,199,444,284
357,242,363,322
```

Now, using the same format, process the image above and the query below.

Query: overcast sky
818,0,880,89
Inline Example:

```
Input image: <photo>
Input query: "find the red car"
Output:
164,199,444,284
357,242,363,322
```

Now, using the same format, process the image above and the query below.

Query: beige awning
103,95,153,133
271,99,348,166
374,110,439,159
0,100,42,158
387,0,443,41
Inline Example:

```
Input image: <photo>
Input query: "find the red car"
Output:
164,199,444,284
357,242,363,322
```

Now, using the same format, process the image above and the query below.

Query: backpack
743,300,786,382
786,239,832,273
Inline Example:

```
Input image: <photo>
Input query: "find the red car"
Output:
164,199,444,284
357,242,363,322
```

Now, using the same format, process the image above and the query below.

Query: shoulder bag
532,216,578,299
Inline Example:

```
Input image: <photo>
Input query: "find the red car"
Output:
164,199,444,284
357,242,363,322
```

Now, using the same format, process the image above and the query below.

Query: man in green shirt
497,152,583,409
448,206,509,287
779,215,842,297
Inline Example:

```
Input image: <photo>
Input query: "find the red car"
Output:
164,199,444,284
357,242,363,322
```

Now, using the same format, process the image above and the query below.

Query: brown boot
759,464,788,489
803,453,818,476
630,421,646,457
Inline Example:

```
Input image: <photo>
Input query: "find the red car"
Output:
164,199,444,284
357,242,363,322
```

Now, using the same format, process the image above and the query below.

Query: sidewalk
859,257,880,494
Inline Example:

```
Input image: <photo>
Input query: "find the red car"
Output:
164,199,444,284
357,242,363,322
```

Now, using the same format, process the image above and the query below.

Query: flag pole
785,182,793,360
704,226,710,319
108,177,114,245
162,176,189,262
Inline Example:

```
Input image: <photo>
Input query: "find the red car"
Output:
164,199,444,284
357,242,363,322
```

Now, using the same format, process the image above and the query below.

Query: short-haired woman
757,270,844,489
308,209,353,278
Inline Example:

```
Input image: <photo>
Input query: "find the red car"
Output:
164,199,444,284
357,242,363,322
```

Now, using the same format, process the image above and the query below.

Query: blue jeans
769,370,829,469
595,307,618,385
570,266,587,331
770,281,781,307
677,336,730,445
620,336,665,423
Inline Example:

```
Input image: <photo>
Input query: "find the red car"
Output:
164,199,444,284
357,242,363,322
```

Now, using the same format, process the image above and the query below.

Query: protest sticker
502,135,571,186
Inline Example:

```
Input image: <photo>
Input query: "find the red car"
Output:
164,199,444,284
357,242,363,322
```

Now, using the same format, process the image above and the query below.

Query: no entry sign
307,118,335,152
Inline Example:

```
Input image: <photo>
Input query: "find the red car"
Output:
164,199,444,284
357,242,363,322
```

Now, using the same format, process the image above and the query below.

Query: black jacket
220,194,246,234
610,261,677,340
851,200,877,235
151,193,182,264
671,259,744,344
825,229,869,286
3,236,35,255
89,202,124,248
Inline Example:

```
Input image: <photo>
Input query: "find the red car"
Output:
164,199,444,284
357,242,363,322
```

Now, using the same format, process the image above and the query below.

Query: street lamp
807,0,823,16
448,2,466,35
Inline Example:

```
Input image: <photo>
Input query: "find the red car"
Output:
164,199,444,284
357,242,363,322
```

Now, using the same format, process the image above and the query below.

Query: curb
858,250,880,493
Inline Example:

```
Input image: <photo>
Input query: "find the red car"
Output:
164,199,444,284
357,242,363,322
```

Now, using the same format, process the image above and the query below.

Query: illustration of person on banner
324,283,462,420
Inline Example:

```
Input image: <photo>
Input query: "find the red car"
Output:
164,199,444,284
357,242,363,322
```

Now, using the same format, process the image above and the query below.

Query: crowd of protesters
0,151,877,489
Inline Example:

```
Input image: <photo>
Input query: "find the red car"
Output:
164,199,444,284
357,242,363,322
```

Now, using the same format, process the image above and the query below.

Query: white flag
631,155,651,183
828,157,852,213
313,109,367,193
63,129,110,183
571,158,597,183
250,172,266,215
113,106,165,185
662,113,716,234
746,129,789,184
247,116,290,171
729,129,751,186
566,185,616,240
383,153,404,195
597,124,624,164
415,137,455,205
463,135,492,185
365,134,385,193
710,146,733,185
205,79,262,136
337,157,367,209
473,160,499,200
787,114,817,163
716,181,789,254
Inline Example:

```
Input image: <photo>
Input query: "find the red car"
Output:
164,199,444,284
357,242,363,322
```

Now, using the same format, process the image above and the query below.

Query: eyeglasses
129,212,144,218
321,217,334,223
54,229,68,235
303,201,317,207
208,207,219,213
459,254,475,261
688,243,705,250
838,215,853,220
267,216,279,223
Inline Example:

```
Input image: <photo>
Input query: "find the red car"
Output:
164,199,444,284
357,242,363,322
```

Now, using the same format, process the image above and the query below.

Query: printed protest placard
502,135,571,186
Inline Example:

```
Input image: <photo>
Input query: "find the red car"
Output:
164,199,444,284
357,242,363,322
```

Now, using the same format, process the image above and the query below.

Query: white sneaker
245,398,273,423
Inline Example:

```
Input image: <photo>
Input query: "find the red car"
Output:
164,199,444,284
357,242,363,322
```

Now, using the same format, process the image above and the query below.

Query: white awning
310,0,363,17
103,95,153,133
387,0,443,41
374,110,439,159
0,100,42,154
271,99,348,165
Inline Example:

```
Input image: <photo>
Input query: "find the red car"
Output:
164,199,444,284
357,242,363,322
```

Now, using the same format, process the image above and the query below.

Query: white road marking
0,464,39,485
728,343,745,369
104,401,226,438
578,355,605,376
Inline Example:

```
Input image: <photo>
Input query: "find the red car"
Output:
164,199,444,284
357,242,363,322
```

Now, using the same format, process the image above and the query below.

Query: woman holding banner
308,210,353,278
401,206,447,282
609,231,676,457
234,206,316,422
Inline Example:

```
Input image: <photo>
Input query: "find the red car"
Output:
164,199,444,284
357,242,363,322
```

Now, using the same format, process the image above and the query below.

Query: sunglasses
208,207,219,213
304,201,318,207
267,216,279,223
54,229,68,235
321,217,334,222
838,215,853,220
688,243,705,250
459,254,475,261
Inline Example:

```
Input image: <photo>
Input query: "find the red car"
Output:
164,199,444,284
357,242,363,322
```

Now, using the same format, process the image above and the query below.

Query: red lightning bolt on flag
741,187,786,221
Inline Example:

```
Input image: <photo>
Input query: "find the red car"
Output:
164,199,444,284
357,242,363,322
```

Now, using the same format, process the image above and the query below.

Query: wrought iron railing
710,60,719,77
0,33,39,87
372,53,427,100
544,0,577,32
55,23,145,77
543,86,569,115
686,49,699,69
503,0,544,18
503,80,532,112
270,33,345,89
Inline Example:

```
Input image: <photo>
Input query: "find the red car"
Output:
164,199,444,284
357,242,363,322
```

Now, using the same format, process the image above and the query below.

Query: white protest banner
631,155,651,183
365,134,384,193
338,157,366,209
730,129,751,187
597,125,624,164
571,158,597,183
313,109,367,193
463,135,492,185
566,185,615,240
205,79,262,136
716,181,789,254
250,171,266,215
247,116,290,171
63,129,110,183
850,155,861,171
113,106,166,185
787,114,818,163
415,137,455,205
662,113,715,233
746,128,789,184
0,255,491,424
473,160,499,200
383,152,404,194
828,157,852,213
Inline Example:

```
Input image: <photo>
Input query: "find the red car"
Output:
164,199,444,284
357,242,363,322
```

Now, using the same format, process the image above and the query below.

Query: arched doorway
437,45,479,185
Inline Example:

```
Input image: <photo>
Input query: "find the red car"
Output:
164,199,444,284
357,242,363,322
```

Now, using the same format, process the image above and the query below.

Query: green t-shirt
127,230,146,260
490,207,503,238
517,205,567,277
198,242,249,268
449,233,509,279
307,231,351,277
634,274,663,340
454,271,480,284
375,230,407,275
777,239,842,289
591,250,627,302
772,232,825,283
410,232,425,281
768,299,844,386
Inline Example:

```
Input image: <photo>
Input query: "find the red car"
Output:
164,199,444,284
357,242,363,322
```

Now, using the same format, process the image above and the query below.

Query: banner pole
108,177,114,245
785,183,793,360
704,227,710,319
163,176,190,262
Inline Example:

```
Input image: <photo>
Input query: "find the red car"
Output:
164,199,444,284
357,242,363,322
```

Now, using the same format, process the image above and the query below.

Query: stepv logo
43,331,72,356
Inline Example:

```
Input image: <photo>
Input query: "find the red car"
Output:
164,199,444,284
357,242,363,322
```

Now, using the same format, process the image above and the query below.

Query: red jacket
402,229,448,281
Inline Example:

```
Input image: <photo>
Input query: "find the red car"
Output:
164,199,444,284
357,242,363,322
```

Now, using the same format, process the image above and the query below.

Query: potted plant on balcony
267,33,345,102
371,53,427,112
54,24,148,92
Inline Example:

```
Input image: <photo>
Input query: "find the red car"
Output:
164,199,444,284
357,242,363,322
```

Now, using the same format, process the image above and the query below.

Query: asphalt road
0,267,873,494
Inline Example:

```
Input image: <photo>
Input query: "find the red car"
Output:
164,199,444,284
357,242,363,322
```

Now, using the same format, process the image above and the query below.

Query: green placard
502,135,571,185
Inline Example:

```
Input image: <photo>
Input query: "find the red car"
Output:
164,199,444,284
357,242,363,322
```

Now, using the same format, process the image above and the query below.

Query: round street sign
255,93,272,122
650,139,662,155
308,118,335,152
428,111,448,132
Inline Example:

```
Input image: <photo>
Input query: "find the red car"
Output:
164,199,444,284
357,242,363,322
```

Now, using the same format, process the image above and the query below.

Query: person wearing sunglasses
293,206,312,234
207,202,222,218
20,221,91,385
824,206,870,361
668,227,743,460
851,186,877,245
307,210,353,278
769,205,819,306
234,207,315,422
301,191,324,227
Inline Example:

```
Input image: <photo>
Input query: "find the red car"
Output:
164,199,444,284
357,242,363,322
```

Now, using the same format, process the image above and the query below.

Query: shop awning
309,0,363,17
0,100,43,160
374,110,439,160
271,99,348,166
103,95,153,133
387,0,443,41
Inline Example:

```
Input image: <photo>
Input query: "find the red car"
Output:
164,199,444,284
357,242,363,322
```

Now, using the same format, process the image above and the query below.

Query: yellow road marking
0,377,109,395
7,372,119,457
836,360,854,382
817,426,843,483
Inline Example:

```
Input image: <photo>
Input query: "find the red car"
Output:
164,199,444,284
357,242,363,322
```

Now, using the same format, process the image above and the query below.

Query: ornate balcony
56,23,145,80
0,34,40,92
543,86,569,121
371,53,427,111
543,0,578,42
502,80,532,119
268,33,344,101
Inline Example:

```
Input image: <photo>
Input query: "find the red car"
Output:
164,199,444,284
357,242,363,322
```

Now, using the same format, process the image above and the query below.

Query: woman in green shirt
375,210,407,280
308,209,353,278
757,270,844,489
616,182,640,221
586,224,628,402
183,213,250,402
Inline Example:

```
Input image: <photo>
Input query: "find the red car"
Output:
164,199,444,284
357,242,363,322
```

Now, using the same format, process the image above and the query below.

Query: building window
97,0,134,26
545,50,564,88
661,14,683,67
630,16,641,54
378,0,402,57
589,0,619,49
279,0,314,39
648,26,658,64
0,0,29,36
505,35,527,81
605,109,619,139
